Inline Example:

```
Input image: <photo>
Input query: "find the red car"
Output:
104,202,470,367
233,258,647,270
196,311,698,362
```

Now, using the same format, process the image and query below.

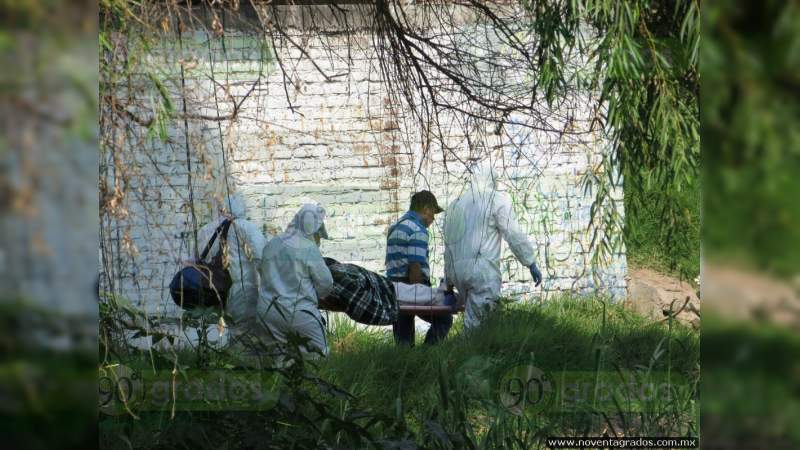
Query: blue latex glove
443,292,458,312
529,263,543,287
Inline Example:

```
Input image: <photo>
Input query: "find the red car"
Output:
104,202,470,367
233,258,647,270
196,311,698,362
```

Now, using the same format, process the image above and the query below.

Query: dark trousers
389,277,452,345
393,312,453,346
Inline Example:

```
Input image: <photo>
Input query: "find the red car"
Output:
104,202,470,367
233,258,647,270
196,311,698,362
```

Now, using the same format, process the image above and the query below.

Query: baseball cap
410,190,444,214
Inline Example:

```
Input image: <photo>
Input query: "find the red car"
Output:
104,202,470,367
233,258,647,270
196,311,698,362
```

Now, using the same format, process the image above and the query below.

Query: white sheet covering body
393,282,447,306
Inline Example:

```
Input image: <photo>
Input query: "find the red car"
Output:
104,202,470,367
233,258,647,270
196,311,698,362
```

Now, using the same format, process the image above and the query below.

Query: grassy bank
321,296,698,436
702,313,800,448
100,296,698,449
624,175,701,281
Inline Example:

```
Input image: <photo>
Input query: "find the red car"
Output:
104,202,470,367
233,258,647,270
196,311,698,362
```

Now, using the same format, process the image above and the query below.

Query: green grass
320,296,699,433
0,299,97,450
702,313,800,448
625,175,701,280
99,296,699,448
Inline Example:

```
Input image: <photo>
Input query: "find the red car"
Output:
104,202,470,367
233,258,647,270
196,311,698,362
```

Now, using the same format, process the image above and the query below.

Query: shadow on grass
320,296,699,438
99,296,701,449
701,313,800,449
0,299,96,450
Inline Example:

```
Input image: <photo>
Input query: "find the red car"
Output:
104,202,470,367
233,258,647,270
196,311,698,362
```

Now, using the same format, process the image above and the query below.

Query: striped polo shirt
385,210,430,283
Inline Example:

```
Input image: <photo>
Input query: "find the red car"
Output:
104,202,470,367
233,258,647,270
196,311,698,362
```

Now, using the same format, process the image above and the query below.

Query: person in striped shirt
385,190,453,345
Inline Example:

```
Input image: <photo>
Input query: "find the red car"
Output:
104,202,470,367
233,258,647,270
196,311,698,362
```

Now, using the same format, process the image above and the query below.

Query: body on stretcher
319,281,464,317
319,302,463,316
392,281,464,316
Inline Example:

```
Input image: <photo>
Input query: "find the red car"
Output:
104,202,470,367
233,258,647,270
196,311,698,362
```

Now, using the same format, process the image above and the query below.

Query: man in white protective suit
196,193,267,342
443,161,544,329
257,202,334,358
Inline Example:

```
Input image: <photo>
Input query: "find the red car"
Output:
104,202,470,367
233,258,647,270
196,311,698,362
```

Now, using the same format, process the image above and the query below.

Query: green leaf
147,72,174,114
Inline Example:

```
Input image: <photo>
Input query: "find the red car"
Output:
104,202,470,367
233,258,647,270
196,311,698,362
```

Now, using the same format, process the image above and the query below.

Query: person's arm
307,247,334,299
241,221,267,265
405,227,430,285
494,194,536,267
408,262,424,284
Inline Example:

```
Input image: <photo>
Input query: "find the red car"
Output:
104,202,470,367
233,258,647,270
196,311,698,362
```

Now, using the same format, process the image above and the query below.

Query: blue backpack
170,220,233,310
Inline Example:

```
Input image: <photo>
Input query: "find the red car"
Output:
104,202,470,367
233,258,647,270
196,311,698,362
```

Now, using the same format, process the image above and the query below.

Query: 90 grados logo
497,363,554,416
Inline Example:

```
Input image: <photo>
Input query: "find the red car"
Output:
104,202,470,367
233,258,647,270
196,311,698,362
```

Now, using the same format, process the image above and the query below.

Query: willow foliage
522,0,699,276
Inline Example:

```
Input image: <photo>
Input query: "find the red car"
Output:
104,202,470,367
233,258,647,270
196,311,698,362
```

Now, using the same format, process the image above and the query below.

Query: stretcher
317,259,464,319
395,304,464,316
318,299,463,317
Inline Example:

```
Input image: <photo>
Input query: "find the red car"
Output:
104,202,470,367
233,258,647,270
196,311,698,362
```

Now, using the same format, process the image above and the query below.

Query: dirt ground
626,264,800,331
625,267,701,329
702,265,800,329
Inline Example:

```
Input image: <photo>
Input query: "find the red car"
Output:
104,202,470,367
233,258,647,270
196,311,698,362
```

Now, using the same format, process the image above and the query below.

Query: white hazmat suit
257,203,333,357
444,162,538,329
196,193,267,339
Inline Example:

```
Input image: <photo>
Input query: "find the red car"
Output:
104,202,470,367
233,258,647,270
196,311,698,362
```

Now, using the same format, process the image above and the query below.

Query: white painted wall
101,20,626,320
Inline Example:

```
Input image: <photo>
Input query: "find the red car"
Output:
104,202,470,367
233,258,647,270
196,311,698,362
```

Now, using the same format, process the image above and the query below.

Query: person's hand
529,263,543,287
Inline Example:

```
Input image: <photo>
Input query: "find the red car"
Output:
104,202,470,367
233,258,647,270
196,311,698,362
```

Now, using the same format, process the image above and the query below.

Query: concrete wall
101,14,626,318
